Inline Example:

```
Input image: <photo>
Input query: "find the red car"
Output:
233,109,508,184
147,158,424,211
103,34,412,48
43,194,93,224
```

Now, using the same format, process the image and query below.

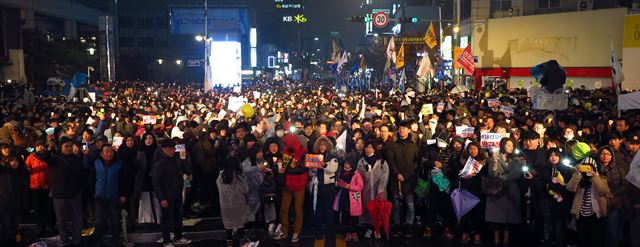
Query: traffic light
349,16,365,22
397,17,419,23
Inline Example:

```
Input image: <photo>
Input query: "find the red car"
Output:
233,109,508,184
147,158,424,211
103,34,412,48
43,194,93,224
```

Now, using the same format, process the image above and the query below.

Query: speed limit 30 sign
373,12,389,29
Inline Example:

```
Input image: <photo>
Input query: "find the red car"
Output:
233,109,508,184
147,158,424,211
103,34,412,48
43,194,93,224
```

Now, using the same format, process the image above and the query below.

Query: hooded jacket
281,134,308,191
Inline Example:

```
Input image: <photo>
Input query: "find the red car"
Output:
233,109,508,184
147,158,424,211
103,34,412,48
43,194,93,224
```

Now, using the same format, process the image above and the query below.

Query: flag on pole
424,22,438,49
457,45,475,76
359,55,367,69
386,37,397,64
610,38,624,94
337,51,348,73
396,43,405,69
359,96,366,119
332,40,342,63
399,69,407,91
336,130,347,153
417,52,434,80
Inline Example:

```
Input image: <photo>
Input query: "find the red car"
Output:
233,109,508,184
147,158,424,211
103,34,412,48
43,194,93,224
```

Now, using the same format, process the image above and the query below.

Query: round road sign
373,12,389,29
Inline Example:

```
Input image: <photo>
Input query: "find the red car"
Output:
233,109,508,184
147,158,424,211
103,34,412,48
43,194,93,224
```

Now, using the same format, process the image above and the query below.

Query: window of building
538,0,560,9
491,0,512,11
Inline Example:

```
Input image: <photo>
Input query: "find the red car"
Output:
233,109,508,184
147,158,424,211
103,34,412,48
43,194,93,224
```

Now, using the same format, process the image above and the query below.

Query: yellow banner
396,43,405,69
425,22,438,49
624,15,640,48
453,48,464,68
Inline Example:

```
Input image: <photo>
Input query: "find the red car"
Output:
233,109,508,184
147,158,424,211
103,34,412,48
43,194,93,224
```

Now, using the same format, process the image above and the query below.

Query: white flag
611,38,624,94
386,38,397,64
336,130,347,153
416,53,434,80
337,52,348,73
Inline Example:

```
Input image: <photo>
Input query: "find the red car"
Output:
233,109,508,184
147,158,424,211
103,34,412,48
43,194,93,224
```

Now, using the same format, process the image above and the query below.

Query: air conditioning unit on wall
577,0,593,11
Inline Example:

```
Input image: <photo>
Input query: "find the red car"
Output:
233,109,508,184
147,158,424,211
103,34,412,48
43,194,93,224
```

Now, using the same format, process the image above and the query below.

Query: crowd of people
0,78,639,247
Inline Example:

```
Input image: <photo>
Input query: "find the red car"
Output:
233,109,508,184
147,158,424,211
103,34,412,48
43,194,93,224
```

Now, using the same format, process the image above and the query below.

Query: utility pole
204,0,211,91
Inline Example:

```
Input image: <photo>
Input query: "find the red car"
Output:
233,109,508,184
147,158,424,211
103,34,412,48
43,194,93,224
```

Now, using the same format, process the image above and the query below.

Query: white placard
227,97,248,112
480,132,510,149
112,137,124,148
500,106,514,118
455,126,475,138
142,115,157,125
487,98,501,108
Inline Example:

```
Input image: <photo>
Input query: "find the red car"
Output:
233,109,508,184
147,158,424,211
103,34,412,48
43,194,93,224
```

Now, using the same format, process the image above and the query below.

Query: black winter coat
385,133,419,195
151,150,192,202
0,164,29,212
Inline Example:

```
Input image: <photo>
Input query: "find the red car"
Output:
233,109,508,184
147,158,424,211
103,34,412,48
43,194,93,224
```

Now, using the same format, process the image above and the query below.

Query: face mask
565,134,574,140
276,130,284,137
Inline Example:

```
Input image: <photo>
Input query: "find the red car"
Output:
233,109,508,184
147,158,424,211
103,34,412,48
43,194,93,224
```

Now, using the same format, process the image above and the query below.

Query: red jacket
25,153,49,189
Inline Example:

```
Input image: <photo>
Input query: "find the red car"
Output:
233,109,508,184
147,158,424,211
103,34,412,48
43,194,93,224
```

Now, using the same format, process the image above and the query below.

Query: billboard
210,41,242,87
169,8,249,35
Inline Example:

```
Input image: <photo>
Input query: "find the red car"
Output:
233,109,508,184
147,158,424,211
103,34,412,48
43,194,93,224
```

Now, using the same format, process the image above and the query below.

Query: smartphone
522,166,530,173
82,144,89,152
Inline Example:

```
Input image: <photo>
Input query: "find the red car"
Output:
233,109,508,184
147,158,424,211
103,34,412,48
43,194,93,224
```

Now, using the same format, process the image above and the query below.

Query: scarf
363,153,379,171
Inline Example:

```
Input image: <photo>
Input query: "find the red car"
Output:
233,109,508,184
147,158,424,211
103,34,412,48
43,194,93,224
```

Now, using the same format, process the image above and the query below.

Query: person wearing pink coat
333,158,364,242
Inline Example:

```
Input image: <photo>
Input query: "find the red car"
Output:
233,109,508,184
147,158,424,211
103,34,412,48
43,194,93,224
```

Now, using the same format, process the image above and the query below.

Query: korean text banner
170,8,249,35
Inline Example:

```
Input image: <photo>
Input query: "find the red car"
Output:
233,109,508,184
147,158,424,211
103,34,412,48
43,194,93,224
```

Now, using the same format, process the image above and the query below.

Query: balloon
485,92,491,98
517,79,524,87
567,79,574,88
583,102,592,110
240,104,255,118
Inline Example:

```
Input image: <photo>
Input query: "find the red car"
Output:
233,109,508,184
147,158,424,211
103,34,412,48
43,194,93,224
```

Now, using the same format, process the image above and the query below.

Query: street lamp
195,35,204,42
87,48,96,55
314,37,319,41
157,59,163,65
175,59,182,65
453,25,460,33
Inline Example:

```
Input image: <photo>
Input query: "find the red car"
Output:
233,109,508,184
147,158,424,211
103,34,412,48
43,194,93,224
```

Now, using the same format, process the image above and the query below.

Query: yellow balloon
240,104,255,118
485,92,491,98
583,102,592,110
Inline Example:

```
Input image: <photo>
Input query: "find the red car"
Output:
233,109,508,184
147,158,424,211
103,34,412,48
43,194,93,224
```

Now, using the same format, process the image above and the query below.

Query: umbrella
450,188,480,223
366,197,393,240
449,85,470,94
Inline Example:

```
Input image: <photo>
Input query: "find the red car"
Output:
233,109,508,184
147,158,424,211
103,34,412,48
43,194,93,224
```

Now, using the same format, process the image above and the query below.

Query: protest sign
228,97,248,112
500,106,514,118
304,154,325,169
459,156,484,179
420,104,434,115
481,132,510,149
142,115,157,125
253,91,261,99
487,98,501,108
112,137,124,149
456,126,475,138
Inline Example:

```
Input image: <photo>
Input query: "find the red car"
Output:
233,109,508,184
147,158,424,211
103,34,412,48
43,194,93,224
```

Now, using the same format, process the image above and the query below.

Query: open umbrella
450,188,480,223
366,197,392,240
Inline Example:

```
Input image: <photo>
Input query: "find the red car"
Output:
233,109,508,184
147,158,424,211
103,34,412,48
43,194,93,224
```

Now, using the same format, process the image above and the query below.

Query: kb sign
282,14,308,23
